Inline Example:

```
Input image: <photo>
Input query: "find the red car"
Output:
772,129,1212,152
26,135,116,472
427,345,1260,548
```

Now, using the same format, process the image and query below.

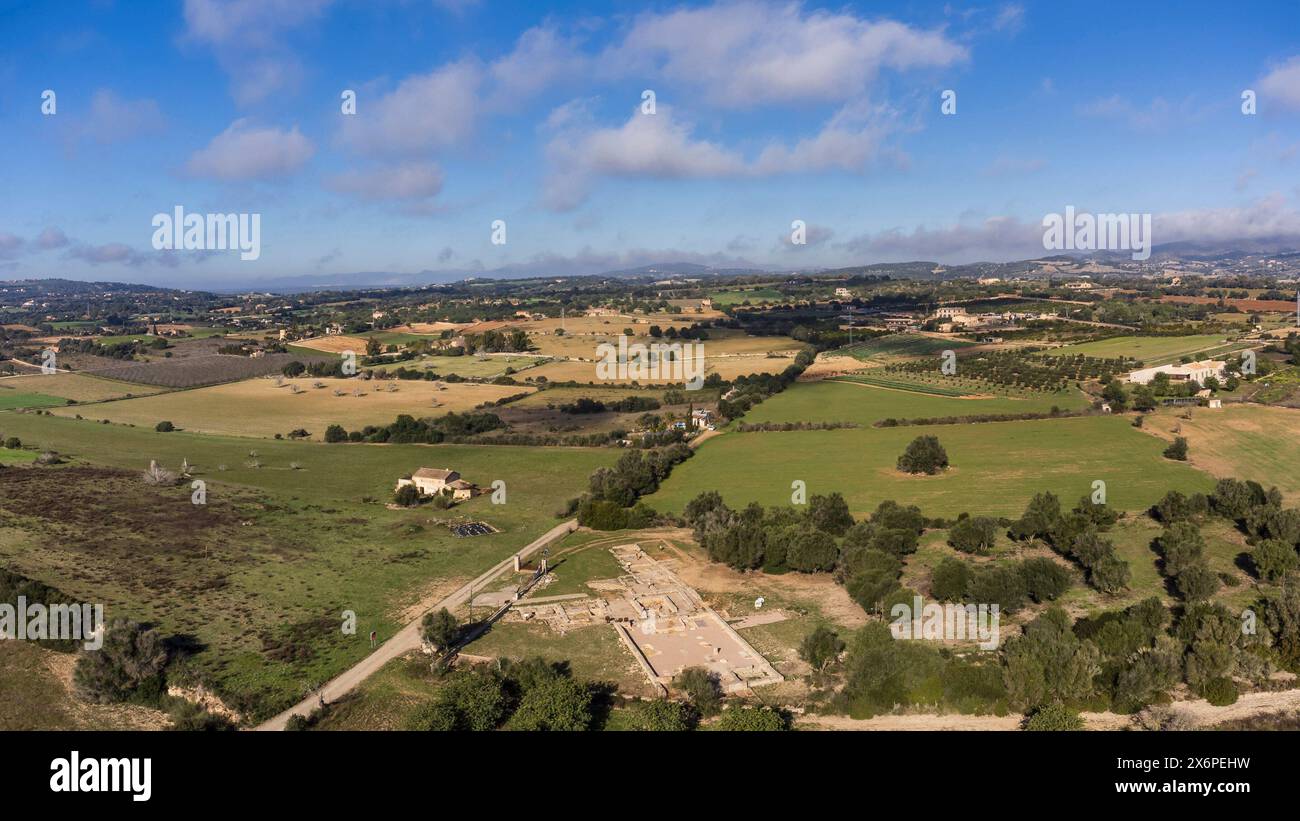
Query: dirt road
254,519,578,731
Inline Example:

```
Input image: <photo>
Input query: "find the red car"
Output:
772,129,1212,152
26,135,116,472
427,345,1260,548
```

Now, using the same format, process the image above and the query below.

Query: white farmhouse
1126,359,1227,386
397,467,460,495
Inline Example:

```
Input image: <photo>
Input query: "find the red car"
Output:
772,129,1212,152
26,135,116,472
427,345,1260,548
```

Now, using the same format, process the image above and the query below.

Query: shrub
73,619,168,705
1163,436,1189,461
155,420,175,432
798,626,846,672
930,557,972,602
420,608,460,650
713,706,789,731
1020,557,1072,602
1253,539,1299,582
627,699,697,731
896,435,949,475
949,516,998,555
394,483,422,508
674,666,722,716
1024,702,1084,731
1175,562,1220,602
1199,676,1239,707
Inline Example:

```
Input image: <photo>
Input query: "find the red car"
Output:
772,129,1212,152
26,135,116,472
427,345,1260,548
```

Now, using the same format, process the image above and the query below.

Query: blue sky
0,0,1298,289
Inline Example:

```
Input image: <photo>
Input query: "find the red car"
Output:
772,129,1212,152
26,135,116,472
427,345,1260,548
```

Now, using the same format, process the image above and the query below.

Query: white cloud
838,197,1300,263
1258,55,1300,111
1076,95,1209,132
182,0,333,48
36,227,69,250
79,89,165,143
186,119,315,180
489,25,588,102
182,0,333,104
543,104,896,209
328,162,445,202
1155,195,1300,243
992,4,1026,34
605,1,967,108
339,59,483,155
0,233,22,259
543,107,746,210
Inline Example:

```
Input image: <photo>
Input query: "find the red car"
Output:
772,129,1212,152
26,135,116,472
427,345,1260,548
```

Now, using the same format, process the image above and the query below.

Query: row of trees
323,411,506,444
574,444,694,529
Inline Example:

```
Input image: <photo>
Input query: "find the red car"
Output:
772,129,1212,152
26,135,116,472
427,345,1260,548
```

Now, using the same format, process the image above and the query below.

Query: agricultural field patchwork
746,380,1088,426
47,377,534,439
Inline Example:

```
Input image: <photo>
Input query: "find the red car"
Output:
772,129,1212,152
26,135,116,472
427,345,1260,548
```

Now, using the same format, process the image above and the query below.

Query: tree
365,336,382,357
420,608,460,649
1158,522,1205,576
949,516,998,555
969,565,1029,613
1212,478,1262,521
1175,563,1220,602
844,549,902,613
73,619,168,705
627,699,696,731
896,435,949,475
324,424,348,443
508,676,592,731
1101,380,1129,412
870,527,919,557
713,706,789,731
1002,608,1100,710
674,667,722,716
930,557,972,601
807,492,854,536
418,667,508,731
785,529,839,573
1024,702,1084,731
798,626,845,672
1010,492,1062,541
1163,436,1189,461
1087,554,1131,594
394,483,422,507
155,420,174,432
1253,539,1299,582
1131,386,1157,412
1020,557,1072,602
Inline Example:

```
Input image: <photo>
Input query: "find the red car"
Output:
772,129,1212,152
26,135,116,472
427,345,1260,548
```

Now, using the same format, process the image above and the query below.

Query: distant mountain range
8,236,1300,295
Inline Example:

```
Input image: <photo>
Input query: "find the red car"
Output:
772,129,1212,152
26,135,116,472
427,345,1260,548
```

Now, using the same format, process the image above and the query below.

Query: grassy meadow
0,411,613,718
744,381,1089,426
649,413,1213,518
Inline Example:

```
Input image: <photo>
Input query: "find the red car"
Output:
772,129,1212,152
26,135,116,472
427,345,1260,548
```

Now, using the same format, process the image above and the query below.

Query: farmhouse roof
412,467,456,480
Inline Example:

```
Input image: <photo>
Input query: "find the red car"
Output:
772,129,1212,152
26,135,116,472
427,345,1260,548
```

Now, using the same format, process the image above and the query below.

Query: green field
1044,334,1235,365
649,414,1213,518
745,381,1088,426
367,354,547,379
708,288,784,306
0,392,65,410
843,334,975,360
0,411,613,719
